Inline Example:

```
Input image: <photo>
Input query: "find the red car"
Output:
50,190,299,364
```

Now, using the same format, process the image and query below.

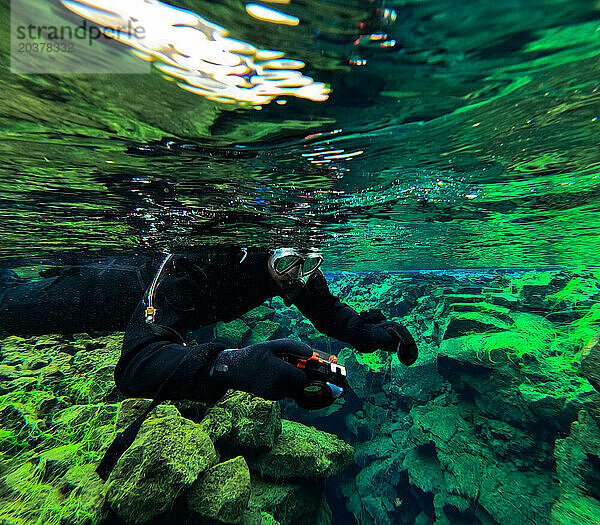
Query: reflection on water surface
0,0,598,270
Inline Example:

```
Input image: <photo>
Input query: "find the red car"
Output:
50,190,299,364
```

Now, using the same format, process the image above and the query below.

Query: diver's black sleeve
292,270,376,347
114,256,227,403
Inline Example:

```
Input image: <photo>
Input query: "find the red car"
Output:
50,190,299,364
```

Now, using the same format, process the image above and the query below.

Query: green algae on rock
215,319,252,348
105,406,218,523
240,510,281,525
553,410,600,524
211,391,282,449
247,420,354,480
0,455,108,525
244,320,281,346
197,404,234,442
187,455,251,523
247,477,332,525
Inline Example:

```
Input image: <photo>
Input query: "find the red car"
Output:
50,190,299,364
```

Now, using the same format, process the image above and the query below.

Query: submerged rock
0,458,108,525
187,455,251,523
240,510,281,525
407,393,558,524
54,463,108,525
554,409,600,524
442,311,513,340
70,334,122,403
213,391,282,449
197,404,234,441
247,419,354,480
215,319,251,348
247,477,331,525
581,340,600,393
106,405,218,523
242,305,276,326
244,320,281,345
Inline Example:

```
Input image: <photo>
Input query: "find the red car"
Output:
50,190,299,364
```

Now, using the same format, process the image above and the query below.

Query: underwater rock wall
0,334,353,525
0,268,599,524
282,268,600,525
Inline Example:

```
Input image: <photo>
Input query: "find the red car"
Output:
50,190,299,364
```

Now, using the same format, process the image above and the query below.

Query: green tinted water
0,0,599,270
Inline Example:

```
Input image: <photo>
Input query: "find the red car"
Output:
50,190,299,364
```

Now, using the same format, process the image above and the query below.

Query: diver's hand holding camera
209,338,348,410
209,339,312,401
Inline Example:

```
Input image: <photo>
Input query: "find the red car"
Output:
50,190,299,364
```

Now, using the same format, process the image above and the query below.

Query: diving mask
270,248,323,285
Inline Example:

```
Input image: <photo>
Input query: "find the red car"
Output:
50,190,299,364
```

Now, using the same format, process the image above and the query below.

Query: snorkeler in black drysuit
0,247,418,408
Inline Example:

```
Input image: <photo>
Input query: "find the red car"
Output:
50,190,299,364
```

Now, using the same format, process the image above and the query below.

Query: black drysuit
0,248,380,404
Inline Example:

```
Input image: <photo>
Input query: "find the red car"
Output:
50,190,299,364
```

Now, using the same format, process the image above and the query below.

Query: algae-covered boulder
248,419,354,480
0,334,120,403
441,311,513,340
113,397,155,431
0,335,73,394
352,454,407,524
197,405,234,441
54,463,108,525
34,444,83,481
215,319,251,348
388,352,447,407
581,340,600,393
0,402,42,451
407,393,558,524
552,491,600,525
106,405,218,523
187,456,251,523
244,320,281,346
70,334,122,403
214,391,282,449
0,458,108,525
241,510,281,525
554,409,600,522
242,305,276,326
54,403,118,430
247,477,332,525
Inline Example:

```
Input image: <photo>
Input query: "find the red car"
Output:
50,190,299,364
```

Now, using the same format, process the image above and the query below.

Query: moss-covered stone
0,402,41,450
70,334,122,403
581,340,600,393
54,463,108,525
408,394,558,524
0,450,108,524
247,420,354,480
0,460,59,522
442,311,513,339
241,510,281,525
35,444,81,481
247,477,331,525
215,391,282,449
197,405,234,442
242,306,276,326
554,410,600,505
215,319,251,348
244,320,281,346
54,403,118,431
0,335,74,395
114,397,160,431
551,491,600,525
106,407,218,523
187,456,251,523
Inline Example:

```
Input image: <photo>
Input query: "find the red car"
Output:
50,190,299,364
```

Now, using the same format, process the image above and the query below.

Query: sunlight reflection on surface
61,0,330,105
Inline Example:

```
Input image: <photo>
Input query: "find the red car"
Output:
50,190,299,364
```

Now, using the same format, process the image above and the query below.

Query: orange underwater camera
283,349,348,410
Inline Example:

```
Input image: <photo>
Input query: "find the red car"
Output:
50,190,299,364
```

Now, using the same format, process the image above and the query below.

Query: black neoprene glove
209,339,313,401
350,310,419,366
